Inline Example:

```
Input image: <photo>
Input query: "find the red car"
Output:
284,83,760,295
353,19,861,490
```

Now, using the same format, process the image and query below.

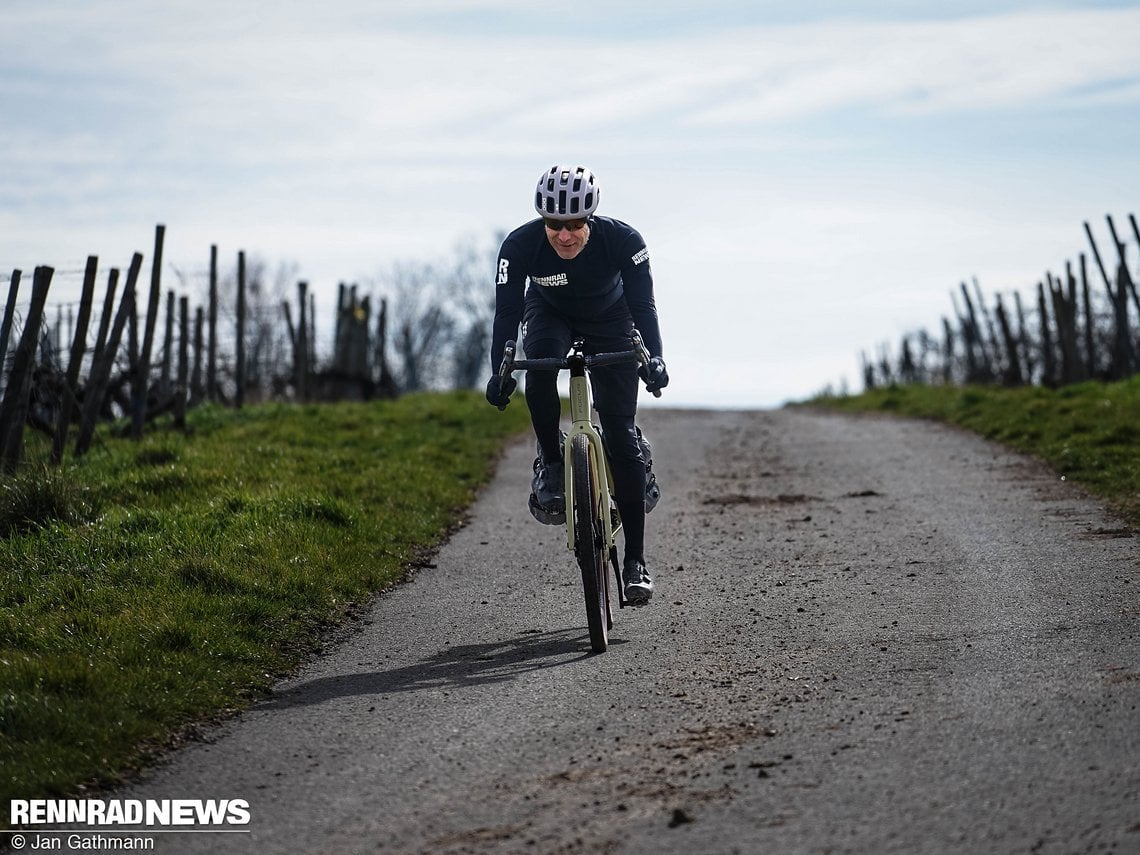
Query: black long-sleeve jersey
489,216,664,372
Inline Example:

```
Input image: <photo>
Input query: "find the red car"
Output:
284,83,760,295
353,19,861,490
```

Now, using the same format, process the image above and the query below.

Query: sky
3,0,1140,408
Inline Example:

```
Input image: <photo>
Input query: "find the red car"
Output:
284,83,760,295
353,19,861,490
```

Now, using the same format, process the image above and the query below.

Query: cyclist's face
545,219,590,260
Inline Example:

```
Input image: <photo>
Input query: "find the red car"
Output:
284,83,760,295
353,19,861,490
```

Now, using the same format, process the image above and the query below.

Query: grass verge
808,375,1140,528
0,391,530,801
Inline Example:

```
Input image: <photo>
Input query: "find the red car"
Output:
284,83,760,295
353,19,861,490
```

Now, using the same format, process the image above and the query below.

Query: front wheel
571,433,608,653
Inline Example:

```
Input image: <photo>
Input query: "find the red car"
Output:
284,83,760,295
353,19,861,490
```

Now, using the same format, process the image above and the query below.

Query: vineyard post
333,283,348,373
860,349,874,390
297,280,309,401
949,292,971,382
940,317,954,384
0,270,21,386
897,335,917,384
1129,213,1140,271
1036,282,1056,387
1131,212,1140,361
132,224,165,439
160,290,175,399
191,306,204,405
876,342,893,385
994,295,1023,386
1047,272,1080,385
126,278,139,403
1106,215,1140,321
1083,221,1115,303
1111,263,1135,377
51,256,98,464
89,267,119,374
308,292,316,377
350,292,371,382
236,250,246,408
1064,260,1087,382
972,277,1002,376
82,265,120,430
376,296,397,397
1013,291,1034,384
958,283,989,381
175,295,189,429
0,266,53,472
282,299,298,393
1079,254,1096,378
76,255,141,457
207,244,218,402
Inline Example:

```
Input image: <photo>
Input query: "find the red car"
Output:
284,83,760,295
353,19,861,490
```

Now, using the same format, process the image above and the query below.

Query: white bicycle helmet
534,165,600,219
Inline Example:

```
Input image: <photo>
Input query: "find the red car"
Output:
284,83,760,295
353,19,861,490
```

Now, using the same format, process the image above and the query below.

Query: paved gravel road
114,408,1138,854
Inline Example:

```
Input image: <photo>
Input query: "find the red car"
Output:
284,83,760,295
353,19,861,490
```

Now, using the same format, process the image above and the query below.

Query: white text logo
532,273,568,288
10,799,252,827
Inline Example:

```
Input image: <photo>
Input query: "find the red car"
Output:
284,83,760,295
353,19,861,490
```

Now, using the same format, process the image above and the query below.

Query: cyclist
485,164,668,604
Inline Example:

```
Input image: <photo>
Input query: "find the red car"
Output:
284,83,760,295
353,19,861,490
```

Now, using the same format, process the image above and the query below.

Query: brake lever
630,330,662,398
496,342,517,411
499,341,516,380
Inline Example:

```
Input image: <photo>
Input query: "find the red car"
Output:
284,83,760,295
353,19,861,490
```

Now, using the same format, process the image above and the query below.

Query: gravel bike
497,331,659,653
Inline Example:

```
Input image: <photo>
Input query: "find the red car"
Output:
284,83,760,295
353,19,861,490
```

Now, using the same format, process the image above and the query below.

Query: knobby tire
571,433,608,653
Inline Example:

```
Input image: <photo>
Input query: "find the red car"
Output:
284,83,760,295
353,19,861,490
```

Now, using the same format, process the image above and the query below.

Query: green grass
0,391,530,801
808,375,1140,527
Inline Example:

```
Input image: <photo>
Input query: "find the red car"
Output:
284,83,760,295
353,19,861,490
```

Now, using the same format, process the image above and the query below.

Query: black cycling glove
485,374,517,409
638,357,669,394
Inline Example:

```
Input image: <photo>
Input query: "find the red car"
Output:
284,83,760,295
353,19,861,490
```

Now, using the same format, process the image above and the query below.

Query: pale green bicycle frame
563,364,617,557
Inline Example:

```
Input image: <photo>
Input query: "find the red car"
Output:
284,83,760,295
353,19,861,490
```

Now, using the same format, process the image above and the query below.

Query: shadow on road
258,627,622,710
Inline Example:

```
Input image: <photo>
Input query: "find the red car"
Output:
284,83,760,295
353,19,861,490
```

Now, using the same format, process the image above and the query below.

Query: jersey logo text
497,258,510,285
532,273,569,288
631,248,649,265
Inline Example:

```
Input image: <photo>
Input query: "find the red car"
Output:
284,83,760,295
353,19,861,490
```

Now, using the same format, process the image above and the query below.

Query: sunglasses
543,218,588,232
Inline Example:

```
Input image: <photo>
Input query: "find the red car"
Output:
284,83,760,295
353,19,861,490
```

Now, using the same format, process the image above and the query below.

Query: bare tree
371,233,501,392
447,233,501,389
382,261,456,392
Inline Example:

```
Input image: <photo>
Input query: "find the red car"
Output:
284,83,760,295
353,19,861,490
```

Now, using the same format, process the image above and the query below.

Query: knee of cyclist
605,425,643,461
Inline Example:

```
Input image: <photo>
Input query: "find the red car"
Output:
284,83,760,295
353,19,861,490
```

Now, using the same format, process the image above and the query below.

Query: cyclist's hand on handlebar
639,356,669,394
485,374,517,409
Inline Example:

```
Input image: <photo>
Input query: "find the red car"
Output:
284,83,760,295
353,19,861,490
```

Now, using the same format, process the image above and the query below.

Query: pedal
528,493,566,526
645,473,661,513
623,586,653,607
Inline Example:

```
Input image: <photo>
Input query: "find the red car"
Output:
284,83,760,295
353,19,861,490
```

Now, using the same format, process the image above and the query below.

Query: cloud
678,9,1140,124
9,4,1140,162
